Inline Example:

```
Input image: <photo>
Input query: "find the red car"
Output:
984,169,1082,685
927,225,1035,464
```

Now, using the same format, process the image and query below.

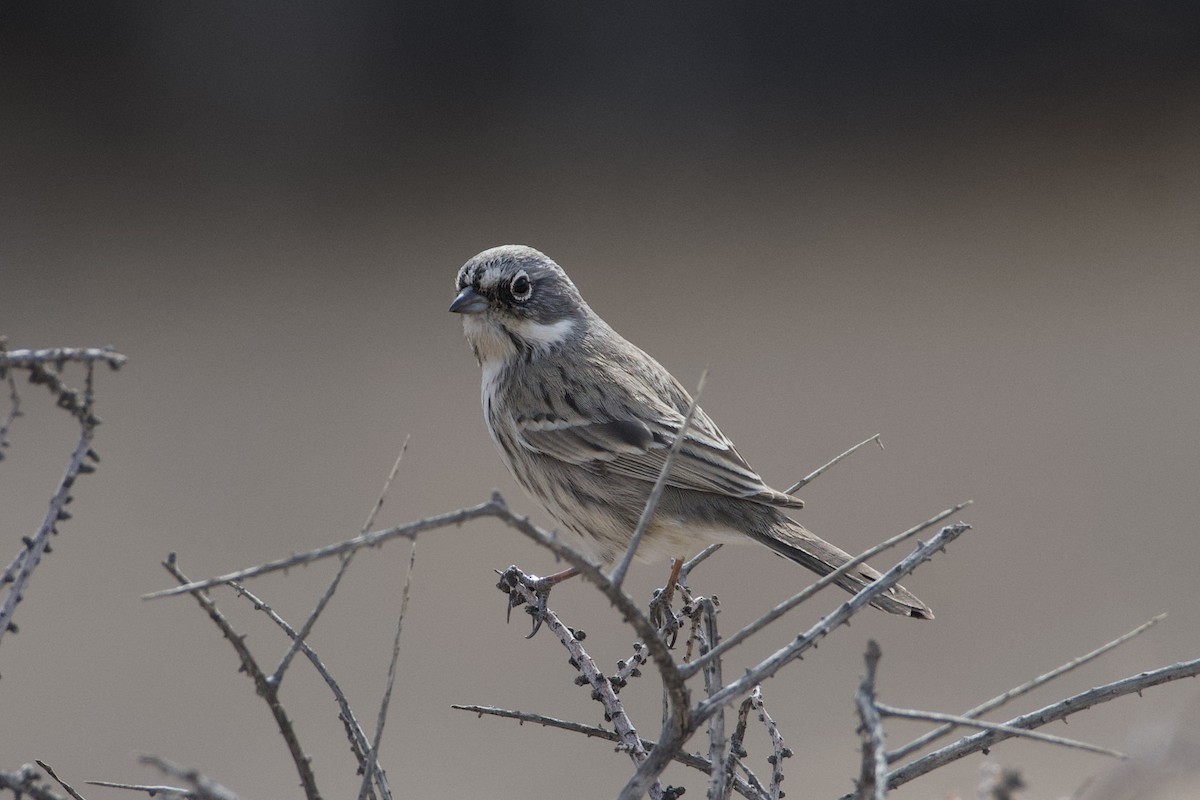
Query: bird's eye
510,271,532,301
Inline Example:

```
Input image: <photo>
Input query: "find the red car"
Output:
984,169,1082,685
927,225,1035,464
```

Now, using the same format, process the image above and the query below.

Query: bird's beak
449,286,488,314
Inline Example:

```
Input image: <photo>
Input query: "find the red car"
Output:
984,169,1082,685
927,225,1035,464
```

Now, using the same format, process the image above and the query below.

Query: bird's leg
495,565,579,638
648,557,685,647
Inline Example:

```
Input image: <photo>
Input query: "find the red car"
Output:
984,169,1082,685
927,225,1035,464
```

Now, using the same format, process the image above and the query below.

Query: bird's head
450,245,589,365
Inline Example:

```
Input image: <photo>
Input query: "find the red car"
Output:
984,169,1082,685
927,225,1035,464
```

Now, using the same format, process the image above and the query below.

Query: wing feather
516,409,802,508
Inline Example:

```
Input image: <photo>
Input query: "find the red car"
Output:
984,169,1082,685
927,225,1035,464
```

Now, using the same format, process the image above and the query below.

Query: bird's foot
495,565,578,638
648,557,686,647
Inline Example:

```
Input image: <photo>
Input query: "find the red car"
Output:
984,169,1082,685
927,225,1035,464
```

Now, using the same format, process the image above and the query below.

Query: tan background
3,4,1199,798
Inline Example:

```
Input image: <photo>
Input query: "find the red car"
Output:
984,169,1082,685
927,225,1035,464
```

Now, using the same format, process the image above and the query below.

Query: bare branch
888,613,1166,762
502,569,655,769
873,654,1200,795
610,369,707,589
877,703,1126,759
161,557,320,800
358,540,418,800
145,493,691,737
0,346,128,371
0,338,22,453
747,687,789,800
86,780,193,798
784,433,884,495
0,424,97,648
34,762,88,800
619,520,970,800
231,583,391,800
360,437,411,534
679,544,723,587
271,437,410,687
697,598,726,800
0,764,70,800
450,706,767,800
486,503,691,729
143,500,493,599
854,641,887,800
135,755,239,800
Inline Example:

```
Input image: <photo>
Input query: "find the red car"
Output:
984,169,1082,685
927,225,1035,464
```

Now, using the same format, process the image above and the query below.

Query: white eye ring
510,270,532,301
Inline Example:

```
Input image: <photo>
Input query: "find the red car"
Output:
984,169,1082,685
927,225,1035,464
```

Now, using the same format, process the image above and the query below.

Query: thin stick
143,501,493,599
231,582,391,800
887,613,1166,762
0,426,97,648
136,755,239,800
0,338,22,451
357,540,418,800
748,687,789,800
0,765,69,800
854,641,887,800
270,437,410,687
611,369,707,588
699,598,726,800
86,780,193,797
862,654,1200,796
679,544,723,586
162,557,320,800
0,346,128,371
449,706,767,800
877,703,1126,759
501,568,654,767
34,761,88,800
784,434,884,495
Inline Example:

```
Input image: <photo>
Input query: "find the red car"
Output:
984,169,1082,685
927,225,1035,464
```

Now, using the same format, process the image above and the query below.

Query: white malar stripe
513,317,576,351
481,358,506,402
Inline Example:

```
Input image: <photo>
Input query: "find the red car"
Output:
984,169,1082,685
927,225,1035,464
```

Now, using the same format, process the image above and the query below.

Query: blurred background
3,2,1199,798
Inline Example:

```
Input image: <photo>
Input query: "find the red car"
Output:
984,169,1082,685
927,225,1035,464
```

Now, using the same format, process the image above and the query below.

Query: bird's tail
755,517,934,619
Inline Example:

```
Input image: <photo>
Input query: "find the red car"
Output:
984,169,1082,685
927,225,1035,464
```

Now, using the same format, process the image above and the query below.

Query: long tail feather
755,518,934,619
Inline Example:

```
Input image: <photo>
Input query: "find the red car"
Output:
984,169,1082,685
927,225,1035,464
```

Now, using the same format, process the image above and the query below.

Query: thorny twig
0,346,123,649
34,762,87,800
887,613,1166,761
357,540,417,800
854,641,887,800
853,654,1200,797
134,755,239,800
449,705,768,800
162,557,320,800
0,764,70,800
877,703,1126,759
230,582,391,800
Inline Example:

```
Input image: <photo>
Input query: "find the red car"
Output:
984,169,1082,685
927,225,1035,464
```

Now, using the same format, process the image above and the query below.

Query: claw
525,582,552,638
649,587,682,648
496,566,556,638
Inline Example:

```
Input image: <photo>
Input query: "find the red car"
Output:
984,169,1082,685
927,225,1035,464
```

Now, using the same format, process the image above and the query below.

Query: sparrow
450,244,932,619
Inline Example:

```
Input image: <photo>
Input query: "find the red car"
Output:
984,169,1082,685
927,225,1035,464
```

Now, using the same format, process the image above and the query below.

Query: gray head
450,245,591,364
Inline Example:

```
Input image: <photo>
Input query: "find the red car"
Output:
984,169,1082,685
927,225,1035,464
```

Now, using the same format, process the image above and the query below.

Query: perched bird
450,244,932,619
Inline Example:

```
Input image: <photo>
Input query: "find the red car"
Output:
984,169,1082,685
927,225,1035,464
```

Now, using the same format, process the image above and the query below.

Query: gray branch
876,703,1126,759
859,654,1200,796
854,642,887,800
887,613,1165,762
161,558,321,800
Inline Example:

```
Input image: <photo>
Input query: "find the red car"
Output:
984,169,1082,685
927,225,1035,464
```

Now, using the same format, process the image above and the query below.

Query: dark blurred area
2,3,1199,799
